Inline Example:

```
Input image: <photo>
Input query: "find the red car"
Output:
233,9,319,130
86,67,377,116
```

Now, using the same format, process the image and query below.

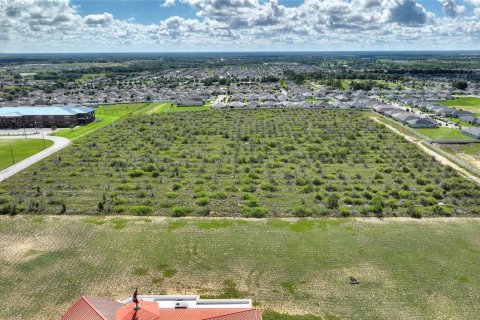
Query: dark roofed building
0,106,95,129
461,127,480,139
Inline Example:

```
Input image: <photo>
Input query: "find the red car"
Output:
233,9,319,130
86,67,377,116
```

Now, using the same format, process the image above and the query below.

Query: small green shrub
171,206,194,217
130,205,153,216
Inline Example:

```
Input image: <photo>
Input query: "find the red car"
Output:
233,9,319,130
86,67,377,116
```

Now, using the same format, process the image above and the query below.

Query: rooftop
0,106,94,117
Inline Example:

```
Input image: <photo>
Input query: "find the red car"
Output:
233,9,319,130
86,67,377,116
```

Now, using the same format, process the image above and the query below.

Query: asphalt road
0,132,70,182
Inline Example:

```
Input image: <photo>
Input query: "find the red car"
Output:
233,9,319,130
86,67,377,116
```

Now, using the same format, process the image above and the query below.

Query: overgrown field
0,138,53,170
1,109,480,217
0,216,479,320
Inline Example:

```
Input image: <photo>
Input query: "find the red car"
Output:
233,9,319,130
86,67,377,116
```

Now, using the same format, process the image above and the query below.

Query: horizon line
1,49,480,55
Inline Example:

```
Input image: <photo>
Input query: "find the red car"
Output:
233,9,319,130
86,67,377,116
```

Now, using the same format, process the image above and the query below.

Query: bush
339,207,350,217
314,193,324,201
172,182,182,191
130,205,153,216
326,194,339,209
113,205,127,213
433,205,452,217
406,203,422,218
246,207,267,218
197,207,211,216
291,205,312,217
260,183,278,192
196,197,210,206
166,192,178,199
369,196,384,215
213,192,227,199
241,184,257,193
171,206,194,217
0,203,21,215
128,169,145,178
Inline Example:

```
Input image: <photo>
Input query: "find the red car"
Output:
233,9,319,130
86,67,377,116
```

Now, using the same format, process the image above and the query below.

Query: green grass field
0,139,53,170
438,97,480,115
76,73,106,82
50,103,152,140
0,216,479,320
415,127,474,140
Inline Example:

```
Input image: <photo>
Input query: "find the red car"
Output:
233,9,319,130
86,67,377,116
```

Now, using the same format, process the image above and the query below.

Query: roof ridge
81,296,109,320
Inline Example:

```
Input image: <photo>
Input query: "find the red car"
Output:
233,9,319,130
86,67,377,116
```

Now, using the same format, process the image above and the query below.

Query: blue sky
0,0,479,52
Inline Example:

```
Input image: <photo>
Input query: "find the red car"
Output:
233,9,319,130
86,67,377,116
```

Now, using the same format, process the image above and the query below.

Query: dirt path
0,133,70,182
371,116,480,185
460,154,480,169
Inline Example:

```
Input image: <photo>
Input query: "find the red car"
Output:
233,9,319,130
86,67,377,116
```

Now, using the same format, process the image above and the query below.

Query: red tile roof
61,296,122,320
155,308,260,320
62,297,262,320
116,301,160,320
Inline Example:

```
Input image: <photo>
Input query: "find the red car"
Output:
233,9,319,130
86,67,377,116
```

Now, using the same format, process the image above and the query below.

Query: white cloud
441,0,465,18
0,0,479,52
84,12,114,25
162,0,176,7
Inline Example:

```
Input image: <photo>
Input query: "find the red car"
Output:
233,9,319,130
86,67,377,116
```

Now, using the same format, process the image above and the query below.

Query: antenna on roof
132,288,140,311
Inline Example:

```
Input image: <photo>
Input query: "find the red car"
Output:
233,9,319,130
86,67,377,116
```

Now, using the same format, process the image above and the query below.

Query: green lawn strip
0,217,479,320
49,103,152,140
0,139,53,170
438,97,480,116
166,104,211,112
415,127,474,140
75,73,106,82
146,102,173,114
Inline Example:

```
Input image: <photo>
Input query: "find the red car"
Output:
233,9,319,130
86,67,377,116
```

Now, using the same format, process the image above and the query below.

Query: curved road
0,133,70,182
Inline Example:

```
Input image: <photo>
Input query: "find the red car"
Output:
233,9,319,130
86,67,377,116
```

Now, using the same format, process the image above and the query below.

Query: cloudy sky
0,0,479,53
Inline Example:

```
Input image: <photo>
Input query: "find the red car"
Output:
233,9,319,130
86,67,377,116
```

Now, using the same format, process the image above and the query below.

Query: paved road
0,133,70,182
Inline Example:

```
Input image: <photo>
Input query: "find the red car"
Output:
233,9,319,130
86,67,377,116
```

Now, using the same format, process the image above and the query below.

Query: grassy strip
49,103,152,140
147,102,211,114
0,139,53,170
0,217,479,320
415,127,473,140
438,97,480,116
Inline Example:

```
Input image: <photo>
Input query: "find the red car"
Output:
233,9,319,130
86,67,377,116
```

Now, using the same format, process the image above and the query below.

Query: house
458,114,478,125
0,106,95,129
461,127,480,139
61,294,262,320
212,101,227,109
176,99,204,106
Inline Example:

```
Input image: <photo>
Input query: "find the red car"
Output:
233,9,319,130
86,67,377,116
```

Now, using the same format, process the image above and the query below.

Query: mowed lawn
415,127,474,140
0,216,479,320
49,103,152,140
438,96,480,115
148,102,211,114
0,139,53,170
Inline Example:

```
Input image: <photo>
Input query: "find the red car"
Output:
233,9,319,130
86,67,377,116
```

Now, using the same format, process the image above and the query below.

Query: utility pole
10,144,14,165
42,130,46,149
